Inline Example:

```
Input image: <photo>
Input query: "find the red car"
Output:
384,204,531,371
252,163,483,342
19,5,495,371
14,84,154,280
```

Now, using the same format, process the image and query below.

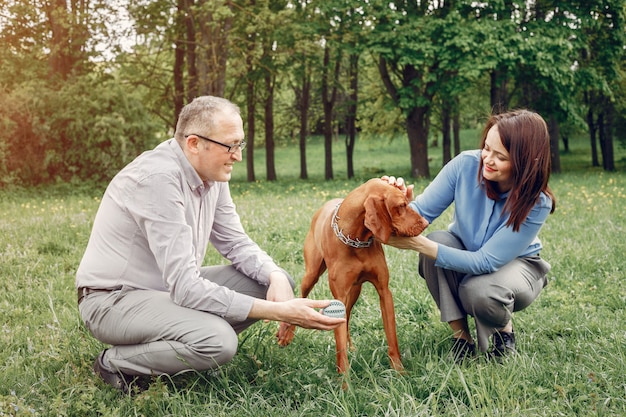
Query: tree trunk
298,66,311,180
46,0,85,79
599,104,615,171
246,76,256,182
441,100,452,164
173,0,186,128
378,58,431,178
603,105,615,172
184,0,198,101
453,98,461,156
244,21,256,182
587,106,600,167
547,115,561,174
321,45,341,180
323,105,333,180
195,0,231,96
490,68,508,113
562,135,569,153
345,52,359,179
406,107,431,178
264,74,276,181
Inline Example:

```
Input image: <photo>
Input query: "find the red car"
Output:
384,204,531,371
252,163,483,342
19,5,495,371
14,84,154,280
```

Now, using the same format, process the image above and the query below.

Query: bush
0,76,160,186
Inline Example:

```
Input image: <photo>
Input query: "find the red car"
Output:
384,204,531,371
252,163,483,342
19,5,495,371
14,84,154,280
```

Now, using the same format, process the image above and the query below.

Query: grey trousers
79,265,293,376
419,231,550,352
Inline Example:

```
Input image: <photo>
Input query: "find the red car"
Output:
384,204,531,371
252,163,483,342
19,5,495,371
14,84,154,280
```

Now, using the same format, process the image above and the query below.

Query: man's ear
185,135,201,154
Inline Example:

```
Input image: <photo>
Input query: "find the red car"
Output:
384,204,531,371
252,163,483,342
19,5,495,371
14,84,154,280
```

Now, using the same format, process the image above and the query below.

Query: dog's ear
364,195,393,243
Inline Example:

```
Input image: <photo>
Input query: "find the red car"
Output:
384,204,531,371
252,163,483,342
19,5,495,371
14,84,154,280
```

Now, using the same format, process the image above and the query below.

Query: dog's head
362,179,429,243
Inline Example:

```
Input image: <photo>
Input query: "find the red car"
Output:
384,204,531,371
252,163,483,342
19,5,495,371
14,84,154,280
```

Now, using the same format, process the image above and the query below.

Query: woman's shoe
490,330,516,358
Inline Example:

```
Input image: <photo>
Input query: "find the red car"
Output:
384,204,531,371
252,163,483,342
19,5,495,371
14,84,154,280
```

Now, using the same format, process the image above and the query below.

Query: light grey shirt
76,139,281,321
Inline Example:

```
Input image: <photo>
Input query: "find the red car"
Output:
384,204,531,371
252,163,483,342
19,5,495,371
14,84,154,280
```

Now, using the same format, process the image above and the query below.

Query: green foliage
0,76,160,186
3,0,626,185
1,135,625,416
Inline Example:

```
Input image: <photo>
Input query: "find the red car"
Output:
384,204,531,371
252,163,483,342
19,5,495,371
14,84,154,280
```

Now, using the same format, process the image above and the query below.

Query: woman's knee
459,278,483,309
459,278,512,326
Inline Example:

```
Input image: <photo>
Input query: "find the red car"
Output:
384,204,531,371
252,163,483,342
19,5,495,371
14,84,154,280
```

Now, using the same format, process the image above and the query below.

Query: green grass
1,132,625,416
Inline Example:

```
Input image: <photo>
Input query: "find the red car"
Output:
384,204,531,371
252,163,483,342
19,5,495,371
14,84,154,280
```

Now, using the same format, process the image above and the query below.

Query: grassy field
1,131,625,416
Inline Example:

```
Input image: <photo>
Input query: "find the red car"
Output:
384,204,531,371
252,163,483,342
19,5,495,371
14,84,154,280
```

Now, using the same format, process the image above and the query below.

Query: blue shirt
409,150,552,275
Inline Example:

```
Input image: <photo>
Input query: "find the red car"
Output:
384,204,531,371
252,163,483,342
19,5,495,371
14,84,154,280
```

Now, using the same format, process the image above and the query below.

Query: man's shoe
93,350,136,394
490,330,516,359
449,338,476,364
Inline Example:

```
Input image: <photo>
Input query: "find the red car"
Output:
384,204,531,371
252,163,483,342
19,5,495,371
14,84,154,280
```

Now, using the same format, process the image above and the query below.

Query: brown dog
277,178,429,373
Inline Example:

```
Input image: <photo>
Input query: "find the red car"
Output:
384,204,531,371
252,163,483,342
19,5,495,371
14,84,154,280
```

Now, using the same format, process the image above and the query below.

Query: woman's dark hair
478,109,556,232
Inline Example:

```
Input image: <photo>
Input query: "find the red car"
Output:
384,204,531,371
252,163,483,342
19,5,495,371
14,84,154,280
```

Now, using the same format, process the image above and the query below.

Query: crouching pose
76,96,344,393
383,109,555,362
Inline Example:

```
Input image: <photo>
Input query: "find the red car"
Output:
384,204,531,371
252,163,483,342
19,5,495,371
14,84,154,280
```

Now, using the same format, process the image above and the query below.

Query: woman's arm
386,235,438,260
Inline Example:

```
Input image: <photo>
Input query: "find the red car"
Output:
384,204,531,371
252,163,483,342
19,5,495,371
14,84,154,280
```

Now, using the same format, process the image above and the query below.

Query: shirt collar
167,138,213,195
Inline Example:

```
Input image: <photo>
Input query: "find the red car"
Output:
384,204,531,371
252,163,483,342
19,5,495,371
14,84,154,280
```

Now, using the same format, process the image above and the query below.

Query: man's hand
276,298,346,331
250,298,346,331
381,175,414,200
266,270,294,303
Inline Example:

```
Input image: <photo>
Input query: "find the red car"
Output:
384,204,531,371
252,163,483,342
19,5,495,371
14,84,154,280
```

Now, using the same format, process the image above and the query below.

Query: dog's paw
276,322,296,346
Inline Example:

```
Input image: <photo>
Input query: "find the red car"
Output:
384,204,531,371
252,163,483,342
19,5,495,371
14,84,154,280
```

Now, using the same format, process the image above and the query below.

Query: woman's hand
381,175,414,200
385,235,419,250
385,235,439,260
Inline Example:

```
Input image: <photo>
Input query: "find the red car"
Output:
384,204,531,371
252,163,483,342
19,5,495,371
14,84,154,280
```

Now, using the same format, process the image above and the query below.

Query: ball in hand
322,300,346,318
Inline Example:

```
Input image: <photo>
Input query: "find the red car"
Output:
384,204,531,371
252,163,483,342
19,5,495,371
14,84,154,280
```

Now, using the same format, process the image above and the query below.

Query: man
76,96,344,393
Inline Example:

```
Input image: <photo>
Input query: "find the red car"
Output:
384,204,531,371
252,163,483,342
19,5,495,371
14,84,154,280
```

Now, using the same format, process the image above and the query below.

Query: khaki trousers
419,231,550,351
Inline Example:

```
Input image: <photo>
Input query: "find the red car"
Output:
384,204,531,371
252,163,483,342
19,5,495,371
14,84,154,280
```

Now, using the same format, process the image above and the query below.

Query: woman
384,109,555,362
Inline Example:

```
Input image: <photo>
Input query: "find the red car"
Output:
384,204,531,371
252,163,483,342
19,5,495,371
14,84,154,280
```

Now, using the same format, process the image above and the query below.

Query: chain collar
330,203,374,248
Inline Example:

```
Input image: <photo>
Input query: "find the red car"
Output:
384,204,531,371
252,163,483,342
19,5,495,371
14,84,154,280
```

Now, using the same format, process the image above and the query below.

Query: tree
173,0,187,119
243,17,260,182
337,2,369,179
369,1,483,178
575,0,625,171
124,0,184,128
282,1,321,181
0,0,157,185
230,0,266,182
345,51,359,179
45,0,92,79
194,0,233,96
256,0,293,181
471,0,583,174
320,44,341,180
311,0,347,181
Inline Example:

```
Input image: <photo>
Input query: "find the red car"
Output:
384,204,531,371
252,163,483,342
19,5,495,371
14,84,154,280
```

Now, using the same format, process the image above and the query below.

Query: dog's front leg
334,321,350,373
375,283,404,372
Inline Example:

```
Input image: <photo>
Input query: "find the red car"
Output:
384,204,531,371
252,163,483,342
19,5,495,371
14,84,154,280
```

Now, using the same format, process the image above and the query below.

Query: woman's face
481,125,513,192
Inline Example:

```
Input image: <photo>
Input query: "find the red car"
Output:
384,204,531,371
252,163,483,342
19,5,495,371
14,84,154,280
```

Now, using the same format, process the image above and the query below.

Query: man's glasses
185,134,247,153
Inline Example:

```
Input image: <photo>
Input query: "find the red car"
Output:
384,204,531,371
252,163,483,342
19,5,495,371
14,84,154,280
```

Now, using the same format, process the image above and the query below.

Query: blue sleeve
436,199,552,275
408,154,461,222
